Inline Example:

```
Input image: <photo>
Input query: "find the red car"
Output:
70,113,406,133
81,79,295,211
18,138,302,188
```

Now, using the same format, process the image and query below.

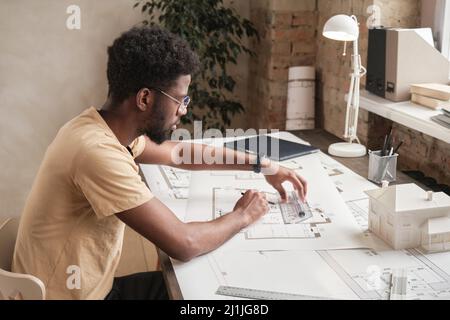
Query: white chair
0,218,46,300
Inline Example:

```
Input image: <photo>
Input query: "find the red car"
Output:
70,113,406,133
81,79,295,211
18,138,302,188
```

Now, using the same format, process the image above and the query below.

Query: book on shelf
410,83,450,101
411,93,450,110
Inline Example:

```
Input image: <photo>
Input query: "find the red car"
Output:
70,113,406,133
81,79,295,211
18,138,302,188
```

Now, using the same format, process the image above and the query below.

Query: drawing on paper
159,166,191,199
212,188,332,239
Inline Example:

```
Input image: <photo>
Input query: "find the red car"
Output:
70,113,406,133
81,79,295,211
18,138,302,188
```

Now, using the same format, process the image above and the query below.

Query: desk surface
150,129,420,300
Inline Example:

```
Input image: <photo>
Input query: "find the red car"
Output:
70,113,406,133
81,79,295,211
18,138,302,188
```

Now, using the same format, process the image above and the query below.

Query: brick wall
247,0,317,130
316,0,421,144
247,0,450,187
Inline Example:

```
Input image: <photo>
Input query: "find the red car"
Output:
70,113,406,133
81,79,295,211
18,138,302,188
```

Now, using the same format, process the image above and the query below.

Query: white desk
356,90,450,144
140,130,450,300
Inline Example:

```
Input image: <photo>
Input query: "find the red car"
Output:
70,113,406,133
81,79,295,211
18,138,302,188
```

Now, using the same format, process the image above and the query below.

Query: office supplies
381,128,394,156
410,83,450,101
431,115,450,129
367,28,387,97
389,269,408,300
224,135,319,161
411,93,450,110
322,14,367,158
393,141,403,154
241,192,275,206
386,128,393,152
444,106,450,116
279,191,313,223
216,286,336,300
381,135,388,156
240,191,311,222
366,28,450,102
368,150,398,184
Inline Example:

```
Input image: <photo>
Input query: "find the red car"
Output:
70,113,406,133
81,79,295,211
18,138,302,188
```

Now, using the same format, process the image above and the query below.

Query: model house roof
422,216,450,235
365,183,450,213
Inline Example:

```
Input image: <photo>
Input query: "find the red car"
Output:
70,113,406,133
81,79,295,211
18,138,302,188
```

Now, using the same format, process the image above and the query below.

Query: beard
139,96,172,145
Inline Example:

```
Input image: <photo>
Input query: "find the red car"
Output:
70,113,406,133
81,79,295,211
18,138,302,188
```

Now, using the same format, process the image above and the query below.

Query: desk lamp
323,14,367,157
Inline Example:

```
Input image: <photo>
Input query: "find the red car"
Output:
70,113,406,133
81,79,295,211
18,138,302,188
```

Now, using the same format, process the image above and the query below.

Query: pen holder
368,150,398,184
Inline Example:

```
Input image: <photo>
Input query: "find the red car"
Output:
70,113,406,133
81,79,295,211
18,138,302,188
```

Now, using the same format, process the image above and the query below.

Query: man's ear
136,88,152,112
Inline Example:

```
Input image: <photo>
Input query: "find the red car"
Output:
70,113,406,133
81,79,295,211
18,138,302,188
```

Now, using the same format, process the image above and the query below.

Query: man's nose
179,107,188,116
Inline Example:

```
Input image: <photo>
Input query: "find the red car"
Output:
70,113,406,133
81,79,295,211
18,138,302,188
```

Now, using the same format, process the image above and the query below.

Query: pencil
241,192,275,205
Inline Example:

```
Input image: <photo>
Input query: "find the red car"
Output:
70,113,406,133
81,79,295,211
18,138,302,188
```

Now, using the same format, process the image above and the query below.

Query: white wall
0,0,144,220
0,0,250,221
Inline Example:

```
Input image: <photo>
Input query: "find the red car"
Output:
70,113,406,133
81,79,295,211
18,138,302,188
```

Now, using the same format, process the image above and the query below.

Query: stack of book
410,83,450,110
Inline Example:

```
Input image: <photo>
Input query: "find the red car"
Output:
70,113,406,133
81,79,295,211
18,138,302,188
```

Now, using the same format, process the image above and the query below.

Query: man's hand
263,162,308,203
233,190,269,227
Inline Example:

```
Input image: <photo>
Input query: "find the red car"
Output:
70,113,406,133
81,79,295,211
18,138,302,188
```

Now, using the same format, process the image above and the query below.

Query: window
436,0,450,60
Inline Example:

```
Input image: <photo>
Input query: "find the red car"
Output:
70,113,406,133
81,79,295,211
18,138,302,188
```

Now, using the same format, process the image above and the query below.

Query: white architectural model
366,183,450,252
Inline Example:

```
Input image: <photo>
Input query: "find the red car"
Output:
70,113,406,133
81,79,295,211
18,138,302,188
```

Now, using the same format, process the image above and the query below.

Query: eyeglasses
152,88,191,114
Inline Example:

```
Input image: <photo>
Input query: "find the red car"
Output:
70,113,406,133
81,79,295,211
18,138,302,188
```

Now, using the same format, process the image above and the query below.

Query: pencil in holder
368,150,398,184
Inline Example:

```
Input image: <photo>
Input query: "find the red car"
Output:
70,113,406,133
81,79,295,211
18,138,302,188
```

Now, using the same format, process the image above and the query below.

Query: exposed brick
271,27,315,41
292,11,317,26
268,67,289,81
271,11,293,29
291,40,315,55
272,42,291,55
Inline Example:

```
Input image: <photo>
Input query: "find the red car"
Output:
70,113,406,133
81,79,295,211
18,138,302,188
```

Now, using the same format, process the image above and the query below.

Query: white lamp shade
323,14,359,41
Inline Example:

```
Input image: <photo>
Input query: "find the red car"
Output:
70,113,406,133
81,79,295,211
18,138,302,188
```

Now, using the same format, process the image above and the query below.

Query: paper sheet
140,132,450,300
185,152,379,251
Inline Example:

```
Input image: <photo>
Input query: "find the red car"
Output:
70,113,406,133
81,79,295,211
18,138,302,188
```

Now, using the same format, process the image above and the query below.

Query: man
12,26,307,300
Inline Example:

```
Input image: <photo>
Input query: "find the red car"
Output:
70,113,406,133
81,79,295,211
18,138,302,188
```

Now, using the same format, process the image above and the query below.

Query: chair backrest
0,218,19,271
0,218,46,300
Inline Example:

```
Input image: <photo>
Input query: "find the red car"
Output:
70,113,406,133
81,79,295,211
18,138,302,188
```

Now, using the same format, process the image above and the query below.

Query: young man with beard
12,26,308,300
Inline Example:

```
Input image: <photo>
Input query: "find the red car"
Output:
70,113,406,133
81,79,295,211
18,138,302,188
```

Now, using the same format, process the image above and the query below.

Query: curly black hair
106,26,200,103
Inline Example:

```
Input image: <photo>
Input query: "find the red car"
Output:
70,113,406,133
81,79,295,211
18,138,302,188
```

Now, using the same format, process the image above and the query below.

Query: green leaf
136,0,259,130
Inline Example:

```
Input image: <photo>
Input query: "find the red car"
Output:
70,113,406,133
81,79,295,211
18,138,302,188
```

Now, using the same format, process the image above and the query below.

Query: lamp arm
345,37,366,144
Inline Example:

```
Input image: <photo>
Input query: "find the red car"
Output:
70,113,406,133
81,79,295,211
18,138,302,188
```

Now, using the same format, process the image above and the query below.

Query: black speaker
366,28,387,98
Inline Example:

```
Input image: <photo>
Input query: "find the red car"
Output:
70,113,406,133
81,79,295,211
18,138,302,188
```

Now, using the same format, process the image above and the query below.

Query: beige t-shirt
12,107,153,300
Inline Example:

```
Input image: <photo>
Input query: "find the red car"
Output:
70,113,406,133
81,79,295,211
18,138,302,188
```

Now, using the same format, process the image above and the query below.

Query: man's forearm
182,209,247,260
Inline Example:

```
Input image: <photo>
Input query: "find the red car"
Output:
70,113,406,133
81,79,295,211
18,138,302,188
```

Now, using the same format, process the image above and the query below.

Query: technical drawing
158,166,190,199
208,247,450,300
210,171,264,180
346,198,369,231
212,188,329,239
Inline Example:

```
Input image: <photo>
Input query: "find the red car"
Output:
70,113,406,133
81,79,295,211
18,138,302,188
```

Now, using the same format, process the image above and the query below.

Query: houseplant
134,0,259,130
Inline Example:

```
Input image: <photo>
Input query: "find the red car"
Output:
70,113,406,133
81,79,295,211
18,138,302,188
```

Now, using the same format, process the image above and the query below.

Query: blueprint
185,151,377,251
205,247,450,300
139,164,188,220
213,188,323,240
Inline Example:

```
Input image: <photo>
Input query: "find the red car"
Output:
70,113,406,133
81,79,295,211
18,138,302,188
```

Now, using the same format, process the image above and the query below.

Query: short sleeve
74,141,153,218
128,135,147,158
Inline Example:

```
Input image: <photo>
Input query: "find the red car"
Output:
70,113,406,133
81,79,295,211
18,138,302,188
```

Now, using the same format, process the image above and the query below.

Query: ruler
216,286,337,300
389,268,408,300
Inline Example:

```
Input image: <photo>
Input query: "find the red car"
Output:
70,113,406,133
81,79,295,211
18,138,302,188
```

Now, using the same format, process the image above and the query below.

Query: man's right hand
233,190,269,227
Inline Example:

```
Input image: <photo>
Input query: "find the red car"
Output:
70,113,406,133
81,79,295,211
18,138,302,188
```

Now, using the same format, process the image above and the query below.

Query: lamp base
328,142,367,158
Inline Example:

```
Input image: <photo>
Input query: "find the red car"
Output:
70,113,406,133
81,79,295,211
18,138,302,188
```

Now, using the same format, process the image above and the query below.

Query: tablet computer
224,135,319,161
